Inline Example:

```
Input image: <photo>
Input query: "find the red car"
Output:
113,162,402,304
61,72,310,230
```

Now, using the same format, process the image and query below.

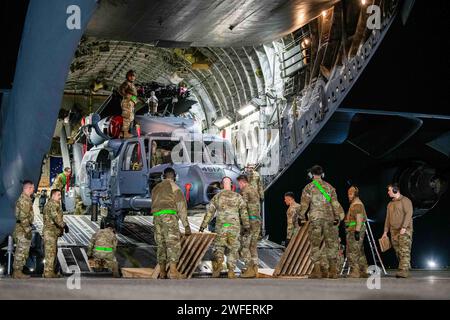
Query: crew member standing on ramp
151,167,191,279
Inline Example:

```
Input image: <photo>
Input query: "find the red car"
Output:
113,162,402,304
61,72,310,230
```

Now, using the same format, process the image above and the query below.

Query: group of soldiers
150,164,264,279
11,162,412,279
12,177,120,279
284,165,413,279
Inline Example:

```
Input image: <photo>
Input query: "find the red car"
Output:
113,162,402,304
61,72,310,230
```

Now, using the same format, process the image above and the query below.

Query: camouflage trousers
309,219,339,268
240,220,261,267
391,229,412,271
93,251,118,273
74,195,84,215
346,229,368,272
214,227,240,270
154,215,181,264
13,232,31,271
121,99,135,132
43,231,59,275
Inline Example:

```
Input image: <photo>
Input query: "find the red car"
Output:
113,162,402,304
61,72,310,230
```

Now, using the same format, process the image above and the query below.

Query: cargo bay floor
0,270,449,300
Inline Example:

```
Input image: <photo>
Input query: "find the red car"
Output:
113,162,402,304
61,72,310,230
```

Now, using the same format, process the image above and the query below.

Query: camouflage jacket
52,173,70,192
345,198,367,232
247,170,264,200
119,80,137,98
240,185,261,220
151,179,189,228
298,178,343,222
43,199,65,236
286,201,301,239
201,190,250,232
87,227,118,257
14,193,34,236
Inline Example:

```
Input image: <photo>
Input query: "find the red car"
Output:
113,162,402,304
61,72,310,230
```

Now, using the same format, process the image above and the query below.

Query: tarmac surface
0,270,449,300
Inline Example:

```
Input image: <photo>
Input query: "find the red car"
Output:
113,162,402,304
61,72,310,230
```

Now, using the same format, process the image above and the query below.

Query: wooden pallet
273,221,324,277
152,232,216,279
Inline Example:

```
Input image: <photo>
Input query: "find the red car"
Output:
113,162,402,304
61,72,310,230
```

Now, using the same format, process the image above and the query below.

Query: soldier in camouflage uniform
245,164,264,201
151,167,191,279
12,181,35,279
43,189,69,278
87,219,119,277
237,174,260,278
151,141,166,167
382,184,413,278
345,186,369,278
298,165,344,279
200,176,250,279
283,192,302,246
119,70,138,138
52,167,71,212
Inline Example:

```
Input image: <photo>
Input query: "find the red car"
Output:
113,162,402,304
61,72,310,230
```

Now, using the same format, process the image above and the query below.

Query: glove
298,219,305,226
333,219,340,226
64,225,70,234
285,238,290,247
354,231,360,241
242,227,250,237
184,225,192,236
199,226,205,233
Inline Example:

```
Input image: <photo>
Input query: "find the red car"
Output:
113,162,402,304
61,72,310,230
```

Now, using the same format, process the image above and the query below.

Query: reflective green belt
153,209,177,216
312,180,331,202
130,95,137,103
346,221,357,227
223,223,232,227
249,215,261,220
95,246,113,252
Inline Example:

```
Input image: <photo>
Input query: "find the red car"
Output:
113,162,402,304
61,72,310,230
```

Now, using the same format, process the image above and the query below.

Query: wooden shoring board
121,268,155,278
274,222,328,277
153,232,216,279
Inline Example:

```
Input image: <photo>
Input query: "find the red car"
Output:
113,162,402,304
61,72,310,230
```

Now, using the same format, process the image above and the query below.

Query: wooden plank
287,225,310,275
179,234,203,276
185,234,215,278
283,223,308,275
292,238,311,275
152,232,216,279
121,268,155,278
274,221,309,276
257,268,274,278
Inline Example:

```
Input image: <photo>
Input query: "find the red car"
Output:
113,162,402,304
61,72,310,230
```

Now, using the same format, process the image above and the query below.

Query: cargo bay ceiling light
238,103,256,116
214,116,231,128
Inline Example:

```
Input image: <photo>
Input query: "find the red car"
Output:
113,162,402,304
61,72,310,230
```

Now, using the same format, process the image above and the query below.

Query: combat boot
309,264,322,279
359,265,369,278
227,271,237,279
43,272,60,278
159,263,167,279
241,262,256,278
348,267,360,278
328,264,339,279
12,270,30,279
320,265,329,278
253,263,259,277
211,260,222,278
395,270,409,278
168,263,184,279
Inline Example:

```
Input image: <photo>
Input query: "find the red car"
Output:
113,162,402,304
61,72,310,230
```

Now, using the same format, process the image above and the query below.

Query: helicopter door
119,140,148,195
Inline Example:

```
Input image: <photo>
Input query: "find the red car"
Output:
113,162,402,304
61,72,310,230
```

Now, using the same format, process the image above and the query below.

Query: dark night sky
266,0,450,269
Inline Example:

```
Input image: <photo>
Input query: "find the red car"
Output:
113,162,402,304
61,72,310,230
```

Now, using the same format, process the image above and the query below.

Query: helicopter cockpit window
205,140,236,165
122,142,143,171
150,139,185,167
